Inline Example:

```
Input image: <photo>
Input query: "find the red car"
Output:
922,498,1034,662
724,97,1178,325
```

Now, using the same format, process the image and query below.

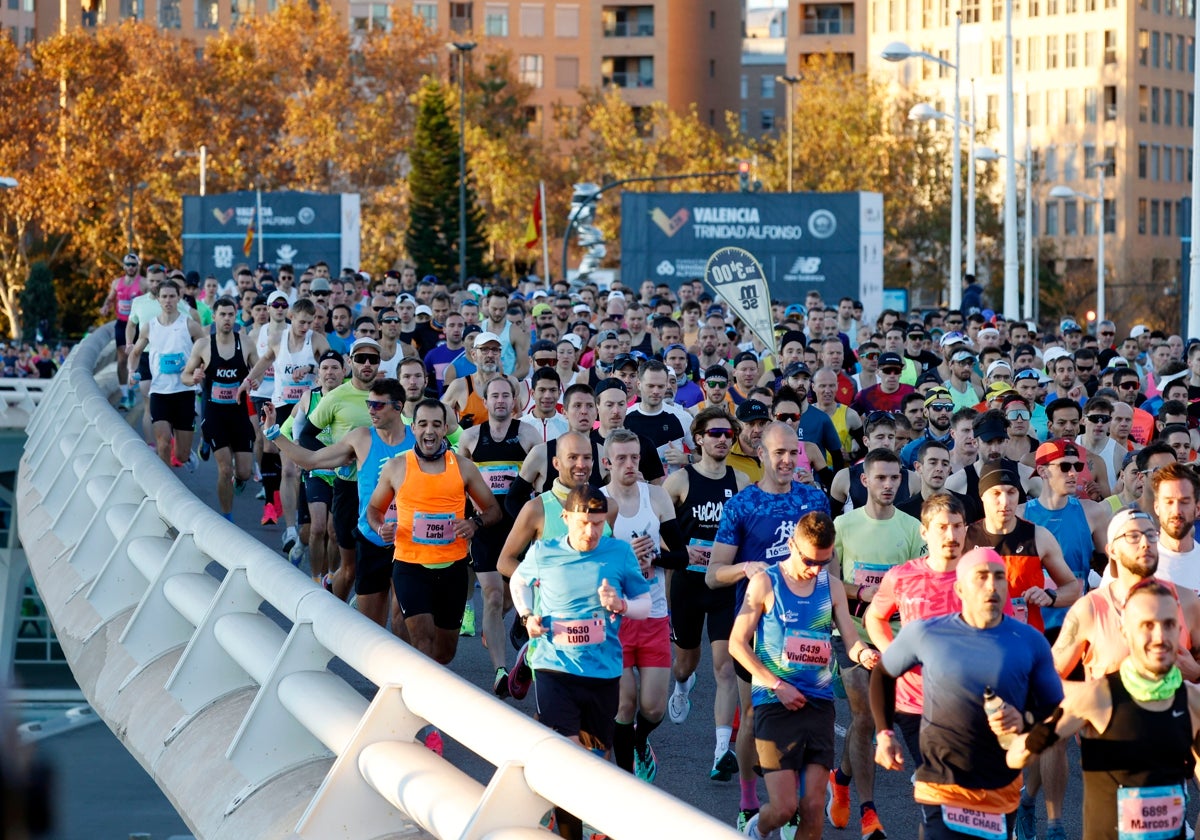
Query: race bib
1117,784,1186,840
158,352,186,375
479,462,519,495
551,618,605,647
687,538,713,573
433,361,451,382
782,629,832,670
117,298,132,318
210,383,239,404
1011,597,1029,624
940,805,1007,840
281,384,306,403
412,512,456,545
853,563,891,589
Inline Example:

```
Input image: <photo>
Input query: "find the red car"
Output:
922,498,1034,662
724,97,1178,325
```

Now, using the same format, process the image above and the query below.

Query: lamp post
976,142,1035,320
1049,162,1108,324
775,74,802,192
449,41,476,287
174,145,208,195
881,16,962,309
1002,0,1019,319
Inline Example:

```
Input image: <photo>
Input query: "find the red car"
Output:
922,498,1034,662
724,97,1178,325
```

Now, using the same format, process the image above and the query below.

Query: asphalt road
123,383,1199,840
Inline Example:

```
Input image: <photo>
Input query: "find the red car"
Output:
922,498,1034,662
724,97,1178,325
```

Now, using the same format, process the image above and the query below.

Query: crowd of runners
109,252,1200,840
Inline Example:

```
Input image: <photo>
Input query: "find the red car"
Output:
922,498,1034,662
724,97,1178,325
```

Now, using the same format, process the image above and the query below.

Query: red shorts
619,615,671,669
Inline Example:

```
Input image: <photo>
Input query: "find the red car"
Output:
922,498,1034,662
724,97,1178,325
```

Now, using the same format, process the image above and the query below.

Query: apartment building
742,5,787,137
2,0,36,46
785,0,867,72
404,1,742,135
864,0,1196,319
32,0,349,41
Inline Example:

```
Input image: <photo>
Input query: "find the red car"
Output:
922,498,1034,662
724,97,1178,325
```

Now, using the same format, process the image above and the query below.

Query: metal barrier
16,326,742,840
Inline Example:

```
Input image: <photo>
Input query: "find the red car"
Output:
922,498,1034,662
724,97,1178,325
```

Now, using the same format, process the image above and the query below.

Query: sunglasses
945,320,964,327
365,400,401,412
123,262,139,268
928,402,954,412
1076,365,1094,374
146,264,165,273
1006,409,1031,421
380,317,400,324
352,354,380,364
1086,414,1112,425
880,367,903,375
373,306,389,312
270,301,289,309
312,291,330,298
789,539,833,566
774,412,802,422
703,428,735,439
1053,461,1086,473
534,356,557,366
1118,381,1140,390
705,379,729,388
861,351,880,360
867,410,896,423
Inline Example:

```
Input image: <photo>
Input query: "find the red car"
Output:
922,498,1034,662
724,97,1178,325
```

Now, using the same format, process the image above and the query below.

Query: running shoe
198,440,211,461
422,729,444,756
281,526,298,555
508,642,533,700
1014,799,1037,840
234,477,247,495
826,769,851,829
860,806,886,840
710,749,739,781
321,573,334,594
633,743,657,783
1043,824,1065,840
288,542,305,569
737,810,760,835
780,810,801,840
256,487,266,500
261,503,278,525
459,603,476,637
185,451,199,473
667,673,696,724
493,667,510,699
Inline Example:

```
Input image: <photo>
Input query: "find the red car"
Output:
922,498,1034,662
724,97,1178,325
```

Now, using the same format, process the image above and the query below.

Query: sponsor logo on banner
213,207,235,225
704,246,777,357
298,207,316,225
808,210,837,238
784,256,827,283
656,260,676,276
650,207,689,237
276,244,299,262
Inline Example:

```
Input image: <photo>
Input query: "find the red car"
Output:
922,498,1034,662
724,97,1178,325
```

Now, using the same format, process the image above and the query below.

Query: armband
264,424,282,441
1046,589,1058,606
1024,707,1064,755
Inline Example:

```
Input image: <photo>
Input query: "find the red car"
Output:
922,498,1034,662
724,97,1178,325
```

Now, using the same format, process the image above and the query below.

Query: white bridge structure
14,327,741,839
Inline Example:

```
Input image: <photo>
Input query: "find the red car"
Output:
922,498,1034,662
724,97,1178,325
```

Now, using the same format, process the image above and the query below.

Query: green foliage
20,262,57,343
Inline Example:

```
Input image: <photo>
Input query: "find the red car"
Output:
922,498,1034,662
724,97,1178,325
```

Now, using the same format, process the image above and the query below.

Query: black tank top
472,419,526,524
677,464,740,543
1080,672,1195,840
848,461,915,508
204,333,249,406
543,437,604,491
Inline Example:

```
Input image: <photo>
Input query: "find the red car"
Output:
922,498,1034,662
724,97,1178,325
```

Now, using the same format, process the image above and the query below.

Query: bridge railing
16,325,741,840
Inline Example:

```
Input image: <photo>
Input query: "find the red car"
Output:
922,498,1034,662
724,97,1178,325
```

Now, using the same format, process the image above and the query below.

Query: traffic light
738,160,751,192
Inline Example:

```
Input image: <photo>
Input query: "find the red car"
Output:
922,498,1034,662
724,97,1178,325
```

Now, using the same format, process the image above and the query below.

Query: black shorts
1044,625,1085,681
296,479,309,526
202,404,254,453
669,569,737,649
137,352,152,380
533,670,621,749
391,558,468,629
331,479,358,550
469,518,511,574
895,710,923,769
355,535,393,595
919,803,1013,840
753,699,837,774
115,319,128,348
250,396,271,419
305,475,333,508
149,391,195,431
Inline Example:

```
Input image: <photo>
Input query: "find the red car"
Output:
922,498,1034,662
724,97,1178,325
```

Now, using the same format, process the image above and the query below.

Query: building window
1046,200,1060,235
1044,145,1058,180
992,39,1003,73
601,56,654,88
1065,89,1077,123
450,1,474,33
1138,198,1148,234
937,49,951,77
739,110,748,132
1065,200,1079,235
1104,144,1117,177
1139,29,1149,64
519,54,544,87
963,0,980,21
1028,92,1041,126
1166,36,1175,68
1166,146,1174,180
1066,33,1078,66
1165,203,1173,236
761,75,775,98
196,0,217,28
709,59,715,78
1178,34,1187,70
414,2,436,28
1152,86,1160,122
484,5,508,35
1084,144,1097,174
987,94,1000,129
1165,89,1173,124
1139,143,1149,178
1015,37,1022,68
556,5,579,36
1152,31,1161,66
1084,203,1096,235
1104,198,1116,233
1104,30,1117,63
1177,90,1185,124
601,5,654,36
1029,0,1039,15
520,3,544,37
761,109,776,131
1029,36,1042,70
1047,35,1059,67
555,56,579,89
923,0,934,26
119,0,142,19
740,74,748,98
1103,86,1116,121
1152,144,1161,179
1064,144,1077,179
1179,147,1187,181
1085,31,1097,65
1139,86,1149,121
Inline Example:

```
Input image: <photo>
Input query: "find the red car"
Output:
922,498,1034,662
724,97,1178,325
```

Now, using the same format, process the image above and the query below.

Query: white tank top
148,313,194,395
603,482,667,618
378,349,402,380
251,324,279,400
272,328,316,406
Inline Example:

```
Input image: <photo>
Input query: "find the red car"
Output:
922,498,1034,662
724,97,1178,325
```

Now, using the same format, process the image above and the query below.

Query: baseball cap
1042,347,1071,366
975,414,1010,441
532,302,552,317
1060,319,1081,333
530,339,556,354
986,360,1013,377
878,352,904,370
1035,439,1080,466
923,387,952,407
310,277,331,292
473,331,502,348
595,377,627,395
596,329,619,344
122,253,140,267
349,337,382,356
267,290,289,306
414,304,433,317
317,349,344,366
733,351,760,367
703,364,729,380
256,261,271,271
978,327,1000,340
939,331,968,349
783,361,812,379
736,400,771,423
784,303,807,317
951,349,976,364
978,463,1020,492
560,333,583,351
573,303,592,315
1130,325,1150,338
419,275,437,285
1106,507,1154,546
613,353,640,370
568,319,594,334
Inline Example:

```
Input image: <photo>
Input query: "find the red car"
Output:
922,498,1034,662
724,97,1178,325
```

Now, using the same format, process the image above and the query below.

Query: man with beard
662,407,751,781
444,332,516,427
102,252,143,409
514,384,603,494
812,367,862,461
900,387,956,469
1149,462,1200,595
368,398,501,664
456,377,540,695
897,440,968,519
706,422,831,830
589,379,666,485
1008,579,1200,840
827,449,926,840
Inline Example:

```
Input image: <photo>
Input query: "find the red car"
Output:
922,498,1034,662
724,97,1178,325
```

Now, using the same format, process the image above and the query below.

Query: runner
519,367,568,443
248,290,290,526
100,253,143,410
730,511,880,840
444,331,511,427
871,547,1064,840
663,406,751,782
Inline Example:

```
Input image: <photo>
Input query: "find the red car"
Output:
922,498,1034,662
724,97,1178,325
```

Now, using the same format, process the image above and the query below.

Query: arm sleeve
297,416,325,451
640,436,665,483
653,518,688,570
506,476,535,519
816,466,836,493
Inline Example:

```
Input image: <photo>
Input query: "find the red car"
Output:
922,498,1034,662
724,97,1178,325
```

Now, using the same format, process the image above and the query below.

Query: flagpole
540,180,550,289
256,188,264,265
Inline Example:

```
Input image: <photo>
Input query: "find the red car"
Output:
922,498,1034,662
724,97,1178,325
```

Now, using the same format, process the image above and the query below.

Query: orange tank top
1081,579,1193,680
460,375,490,426
393,449,468,565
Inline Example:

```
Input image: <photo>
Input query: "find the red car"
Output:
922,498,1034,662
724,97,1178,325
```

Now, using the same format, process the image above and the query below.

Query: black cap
253,294,269,306
184,270,201,287
978,462,1020,492
613,353,640,370
530,339,556,354
779,330,807,350
783,361,812,379
317,349,344,366
703,364,730,380
595,377,627,395
974,415,1010,442
736,400,771,423
733,351,759,367
569,320,595,333
916,369,944,388
878,352,904,369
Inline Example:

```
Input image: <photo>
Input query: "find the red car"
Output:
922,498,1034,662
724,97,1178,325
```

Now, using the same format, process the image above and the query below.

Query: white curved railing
16,326,742,840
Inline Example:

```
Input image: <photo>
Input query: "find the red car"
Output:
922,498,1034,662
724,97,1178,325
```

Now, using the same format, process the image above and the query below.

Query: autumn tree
20,262,57,343
405,79,489,282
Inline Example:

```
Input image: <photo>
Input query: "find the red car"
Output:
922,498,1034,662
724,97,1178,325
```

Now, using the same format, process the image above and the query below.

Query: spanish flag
242,209,255,257
524,186,543,250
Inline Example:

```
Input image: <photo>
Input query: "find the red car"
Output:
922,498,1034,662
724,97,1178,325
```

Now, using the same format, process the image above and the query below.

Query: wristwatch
471,513,484,528
520,612,533,626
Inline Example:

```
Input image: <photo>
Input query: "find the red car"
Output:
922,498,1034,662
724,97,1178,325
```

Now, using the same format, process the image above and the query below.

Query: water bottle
983,687,1015,748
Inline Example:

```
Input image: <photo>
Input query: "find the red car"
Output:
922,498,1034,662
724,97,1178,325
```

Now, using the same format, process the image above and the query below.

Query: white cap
1130,324,1150,338
986,359,1013,377
267,290,289,306
473,331,502,348
560,333,583,351
415,304,433,317
1042,347,1071,366
349,337,382,356
978,327,1000,338
608,290,626,300
467,282,485,297
573,303,591,314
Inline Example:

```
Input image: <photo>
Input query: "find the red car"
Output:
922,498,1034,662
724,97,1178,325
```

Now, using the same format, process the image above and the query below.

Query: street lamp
976,144,1034,320
0,177,17,189
882,17,963,309
175,145,208,196
448,41,476,287
775,74,802,192
1049,162,1108,324
907,98,976,306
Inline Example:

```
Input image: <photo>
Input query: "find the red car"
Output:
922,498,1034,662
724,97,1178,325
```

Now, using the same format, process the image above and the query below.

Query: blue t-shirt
713,482,831,604
798,407,843,457
516,535,650,679
882,613,1063,791
1024,496,1093,630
